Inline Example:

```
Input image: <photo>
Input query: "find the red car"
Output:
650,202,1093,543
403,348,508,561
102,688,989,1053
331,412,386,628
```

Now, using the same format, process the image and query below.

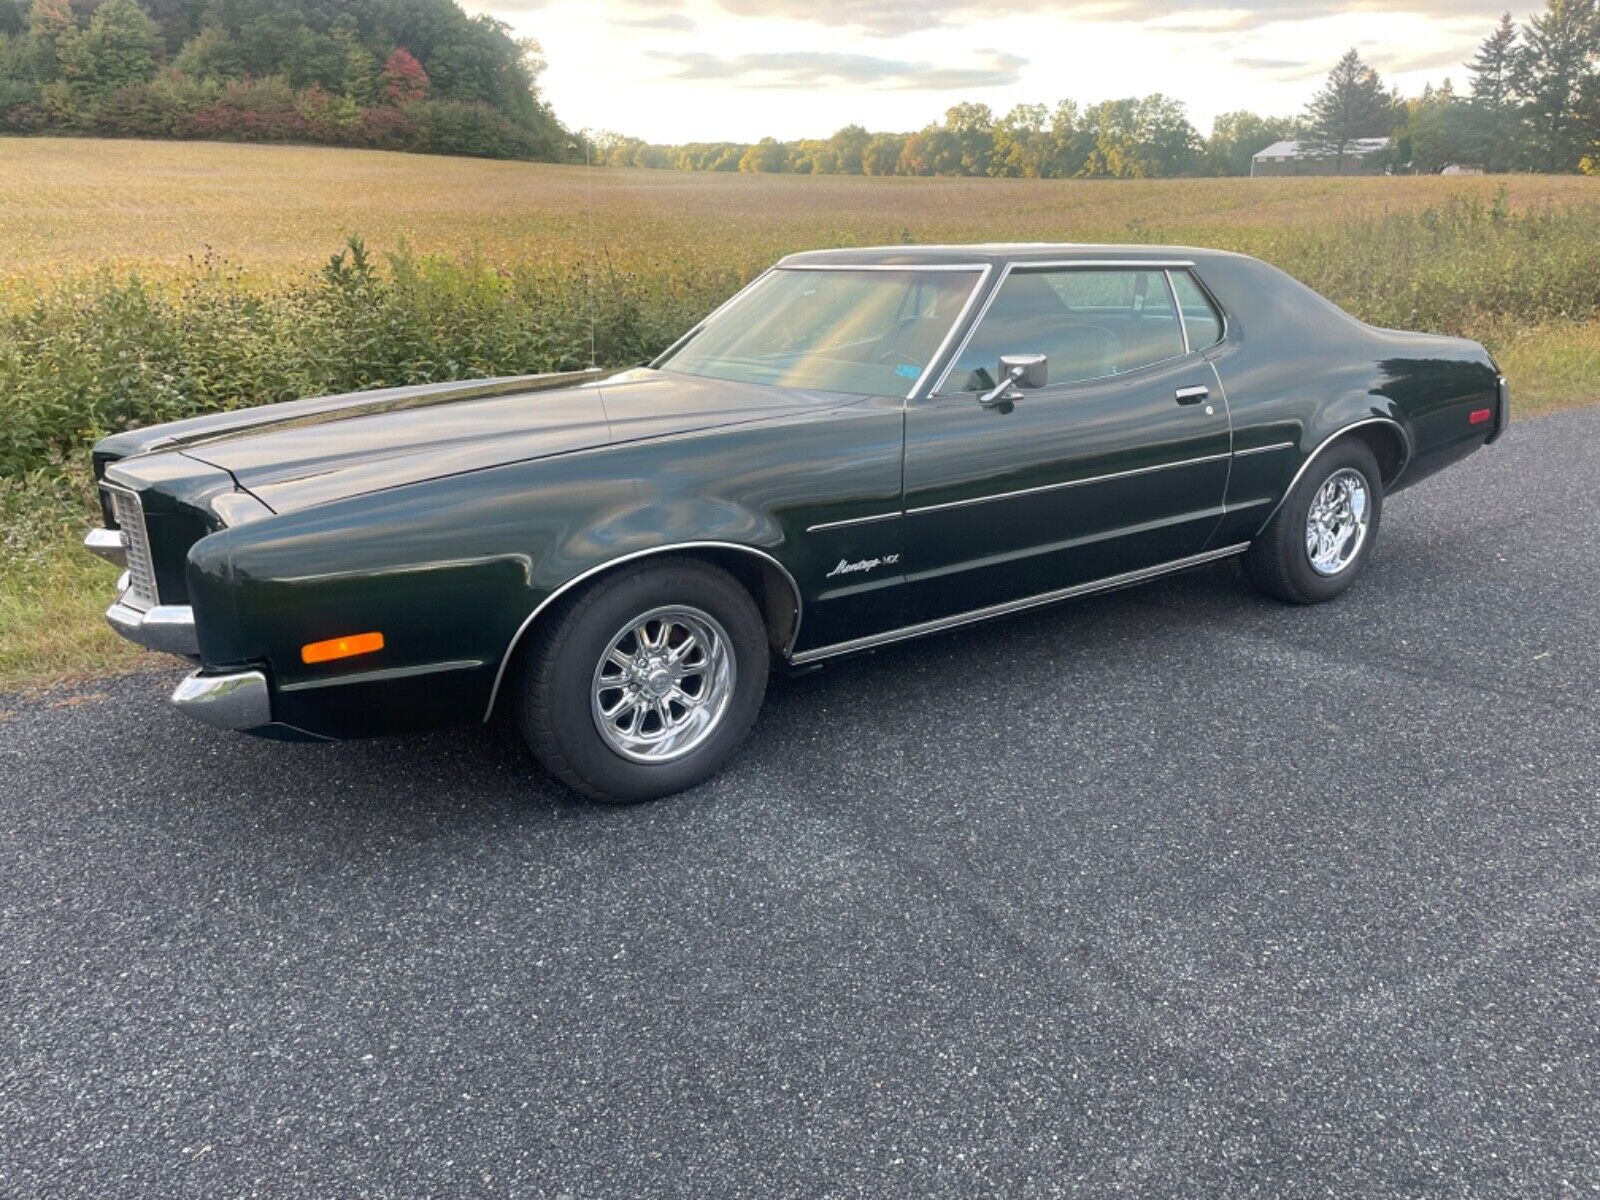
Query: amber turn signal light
301,631,384,664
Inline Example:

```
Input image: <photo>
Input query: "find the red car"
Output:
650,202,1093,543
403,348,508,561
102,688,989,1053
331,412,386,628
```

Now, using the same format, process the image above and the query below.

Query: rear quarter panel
1195,253,1498,546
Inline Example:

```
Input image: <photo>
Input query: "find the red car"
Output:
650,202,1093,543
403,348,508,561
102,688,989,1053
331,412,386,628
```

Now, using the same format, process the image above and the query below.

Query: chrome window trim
927,259,1199,397
904,450,1233,517
806,511,902,533
1232,440,1297,457
1257,417,1413,529
1167,266,1229,353
481,541,804,723
790,542,1250,666
1164,270,1191,357
780,263,994,272
903,263,993,400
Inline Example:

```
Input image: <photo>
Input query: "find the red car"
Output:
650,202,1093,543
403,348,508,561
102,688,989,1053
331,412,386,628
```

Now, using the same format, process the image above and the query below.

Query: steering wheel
875,350,921,371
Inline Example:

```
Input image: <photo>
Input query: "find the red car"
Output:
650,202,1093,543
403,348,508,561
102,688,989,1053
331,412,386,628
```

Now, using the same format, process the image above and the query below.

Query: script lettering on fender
826,554,901,579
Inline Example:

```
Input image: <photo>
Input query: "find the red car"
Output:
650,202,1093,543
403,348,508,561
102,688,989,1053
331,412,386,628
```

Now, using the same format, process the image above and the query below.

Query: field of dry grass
4,137,1600,287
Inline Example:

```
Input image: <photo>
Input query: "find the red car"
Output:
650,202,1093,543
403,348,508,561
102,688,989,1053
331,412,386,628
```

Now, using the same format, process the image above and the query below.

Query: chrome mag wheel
590,605,736,763
1305,467,1372,577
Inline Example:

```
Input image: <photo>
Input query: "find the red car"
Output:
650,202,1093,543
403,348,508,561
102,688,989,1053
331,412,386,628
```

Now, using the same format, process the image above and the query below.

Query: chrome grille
107,487,158,611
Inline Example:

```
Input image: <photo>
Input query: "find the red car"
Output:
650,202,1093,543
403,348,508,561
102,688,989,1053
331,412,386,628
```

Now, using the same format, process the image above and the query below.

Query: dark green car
88,244,1508,801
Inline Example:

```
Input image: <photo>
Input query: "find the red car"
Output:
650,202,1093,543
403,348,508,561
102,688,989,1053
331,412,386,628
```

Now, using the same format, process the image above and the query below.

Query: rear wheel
1244,439,1383,604
515,559,769,803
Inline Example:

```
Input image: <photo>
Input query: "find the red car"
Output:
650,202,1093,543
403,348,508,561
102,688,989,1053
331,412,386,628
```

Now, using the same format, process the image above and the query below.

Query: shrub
3,196,1598,483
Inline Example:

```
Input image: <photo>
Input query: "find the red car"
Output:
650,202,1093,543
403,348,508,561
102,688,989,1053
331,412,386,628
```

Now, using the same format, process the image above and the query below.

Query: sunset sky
466,0,1515,142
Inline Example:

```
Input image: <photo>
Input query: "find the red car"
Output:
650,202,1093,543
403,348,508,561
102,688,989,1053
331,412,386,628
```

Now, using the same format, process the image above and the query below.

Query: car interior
944,269,1190,393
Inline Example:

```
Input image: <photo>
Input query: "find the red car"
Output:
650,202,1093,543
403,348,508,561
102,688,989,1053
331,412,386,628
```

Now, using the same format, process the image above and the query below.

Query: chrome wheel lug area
590,605,737,764
1305,467,1371,578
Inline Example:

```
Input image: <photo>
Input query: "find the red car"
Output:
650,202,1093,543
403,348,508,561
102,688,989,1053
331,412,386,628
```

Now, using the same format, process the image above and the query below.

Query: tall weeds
3,193,1597,482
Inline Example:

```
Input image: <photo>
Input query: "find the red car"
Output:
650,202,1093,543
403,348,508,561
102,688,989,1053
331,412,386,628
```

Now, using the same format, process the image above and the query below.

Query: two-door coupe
87,244,1508,801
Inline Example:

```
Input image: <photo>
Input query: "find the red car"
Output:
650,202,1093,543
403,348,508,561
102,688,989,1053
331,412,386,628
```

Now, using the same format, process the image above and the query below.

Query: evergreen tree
1467,12,1524,169
1303,48,1397,171
1516,0,1600,170
343,41,381,106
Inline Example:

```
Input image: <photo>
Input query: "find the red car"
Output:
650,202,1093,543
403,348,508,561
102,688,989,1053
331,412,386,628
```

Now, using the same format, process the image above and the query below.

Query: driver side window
940,267,1186,394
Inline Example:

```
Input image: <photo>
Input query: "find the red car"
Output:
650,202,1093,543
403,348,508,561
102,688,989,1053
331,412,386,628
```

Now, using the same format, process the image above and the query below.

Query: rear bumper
170,670,272,731
1485,374,1510,445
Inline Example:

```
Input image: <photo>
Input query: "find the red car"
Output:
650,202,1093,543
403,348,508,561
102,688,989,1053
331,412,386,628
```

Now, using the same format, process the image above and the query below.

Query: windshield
657,267,981,396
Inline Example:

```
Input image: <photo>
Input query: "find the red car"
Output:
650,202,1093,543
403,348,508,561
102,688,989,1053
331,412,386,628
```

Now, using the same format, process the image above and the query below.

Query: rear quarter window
1171,270,1224,350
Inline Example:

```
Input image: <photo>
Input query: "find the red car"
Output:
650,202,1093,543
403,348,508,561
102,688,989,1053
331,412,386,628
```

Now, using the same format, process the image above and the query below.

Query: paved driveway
3,407,1598,1198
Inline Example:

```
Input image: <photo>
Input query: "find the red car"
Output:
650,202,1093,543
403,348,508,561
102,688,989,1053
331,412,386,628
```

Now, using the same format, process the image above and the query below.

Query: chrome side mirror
979,354,1048,408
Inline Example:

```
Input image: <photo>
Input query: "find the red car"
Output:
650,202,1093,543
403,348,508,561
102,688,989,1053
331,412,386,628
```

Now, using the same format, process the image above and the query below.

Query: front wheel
1244,439,1383,604
514,558,770,803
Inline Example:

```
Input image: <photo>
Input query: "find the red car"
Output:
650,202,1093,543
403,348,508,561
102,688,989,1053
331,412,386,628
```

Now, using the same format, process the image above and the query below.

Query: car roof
776,243,1242,269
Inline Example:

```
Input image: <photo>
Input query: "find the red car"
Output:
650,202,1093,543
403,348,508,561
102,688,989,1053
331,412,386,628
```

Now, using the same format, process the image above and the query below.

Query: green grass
0,550,151,693
1484,320,1600,415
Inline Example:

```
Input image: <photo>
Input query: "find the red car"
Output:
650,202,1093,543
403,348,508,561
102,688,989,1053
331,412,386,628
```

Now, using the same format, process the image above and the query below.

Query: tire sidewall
1279,442,1384,602
527,563,769,802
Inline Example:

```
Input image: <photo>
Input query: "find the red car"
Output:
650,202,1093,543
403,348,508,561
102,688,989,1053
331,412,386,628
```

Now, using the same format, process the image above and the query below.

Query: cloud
651,49,1029,89
1234,56,1316,71
616,0,1510,37
620,12,697,30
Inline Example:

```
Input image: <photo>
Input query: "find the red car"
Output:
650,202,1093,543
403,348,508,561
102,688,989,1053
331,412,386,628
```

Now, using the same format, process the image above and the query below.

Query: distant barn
1251,138,1391,177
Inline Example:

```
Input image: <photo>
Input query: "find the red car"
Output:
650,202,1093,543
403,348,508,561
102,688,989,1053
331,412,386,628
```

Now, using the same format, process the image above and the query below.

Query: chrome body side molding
1231,441,1297,457
806,511,902,533
905,451,1234,517
790,542,1250,665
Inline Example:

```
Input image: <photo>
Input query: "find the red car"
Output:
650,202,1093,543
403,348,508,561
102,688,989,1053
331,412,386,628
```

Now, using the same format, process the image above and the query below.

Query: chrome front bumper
170,670,272,731
84,527,127,566
89,525,200,658
87,524,277,736
105,593,200,657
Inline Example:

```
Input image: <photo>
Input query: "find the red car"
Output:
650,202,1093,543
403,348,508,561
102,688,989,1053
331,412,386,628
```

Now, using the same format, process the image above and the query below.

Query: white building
1251,138,1392,176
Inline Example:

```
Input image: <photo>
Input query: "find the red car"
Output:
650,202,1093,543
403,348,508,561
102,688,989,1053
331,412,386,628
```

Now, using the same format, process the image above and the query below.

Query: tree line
0,0,573,159
594,1,1600,177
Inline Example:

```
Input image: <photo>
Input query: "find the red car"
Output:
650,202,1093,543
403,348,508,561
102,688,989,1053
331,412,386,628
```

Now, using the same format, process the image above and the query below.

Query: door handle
1175,386,1210,406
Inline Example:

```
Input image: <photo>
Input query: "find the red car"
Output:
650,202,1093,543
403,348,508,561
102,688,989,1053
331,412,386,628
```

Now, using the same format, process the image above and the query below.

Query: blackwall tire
1243,439,1384,605
515,559,769,803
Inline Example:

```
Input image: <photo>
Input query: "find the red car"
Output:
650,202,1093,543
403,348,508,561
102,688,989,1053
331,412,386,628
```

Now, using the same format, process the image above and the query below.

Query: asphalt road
4,407,1599,1199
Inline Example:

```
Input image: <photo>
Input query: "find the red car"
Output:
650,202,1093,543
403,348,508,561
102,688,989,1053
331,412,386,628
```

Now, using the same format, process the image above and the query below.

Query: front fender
185,450,801,740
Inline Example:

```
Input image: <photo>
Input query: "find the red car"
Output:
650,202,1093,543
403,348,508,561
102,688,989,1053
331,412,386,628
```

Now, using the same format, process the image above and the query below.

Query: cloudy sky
465,1,1514,142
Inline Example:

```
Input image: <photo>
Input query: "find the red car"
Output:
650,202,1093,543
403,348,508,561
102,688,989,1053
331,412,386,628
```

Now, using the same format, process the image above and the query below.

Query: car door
900,264,1231,625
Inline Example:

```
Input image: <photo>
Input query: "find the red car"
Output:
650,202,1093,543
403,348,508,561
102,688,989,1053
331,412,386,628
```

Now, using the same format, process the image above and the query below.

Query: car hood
109,368,842,514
